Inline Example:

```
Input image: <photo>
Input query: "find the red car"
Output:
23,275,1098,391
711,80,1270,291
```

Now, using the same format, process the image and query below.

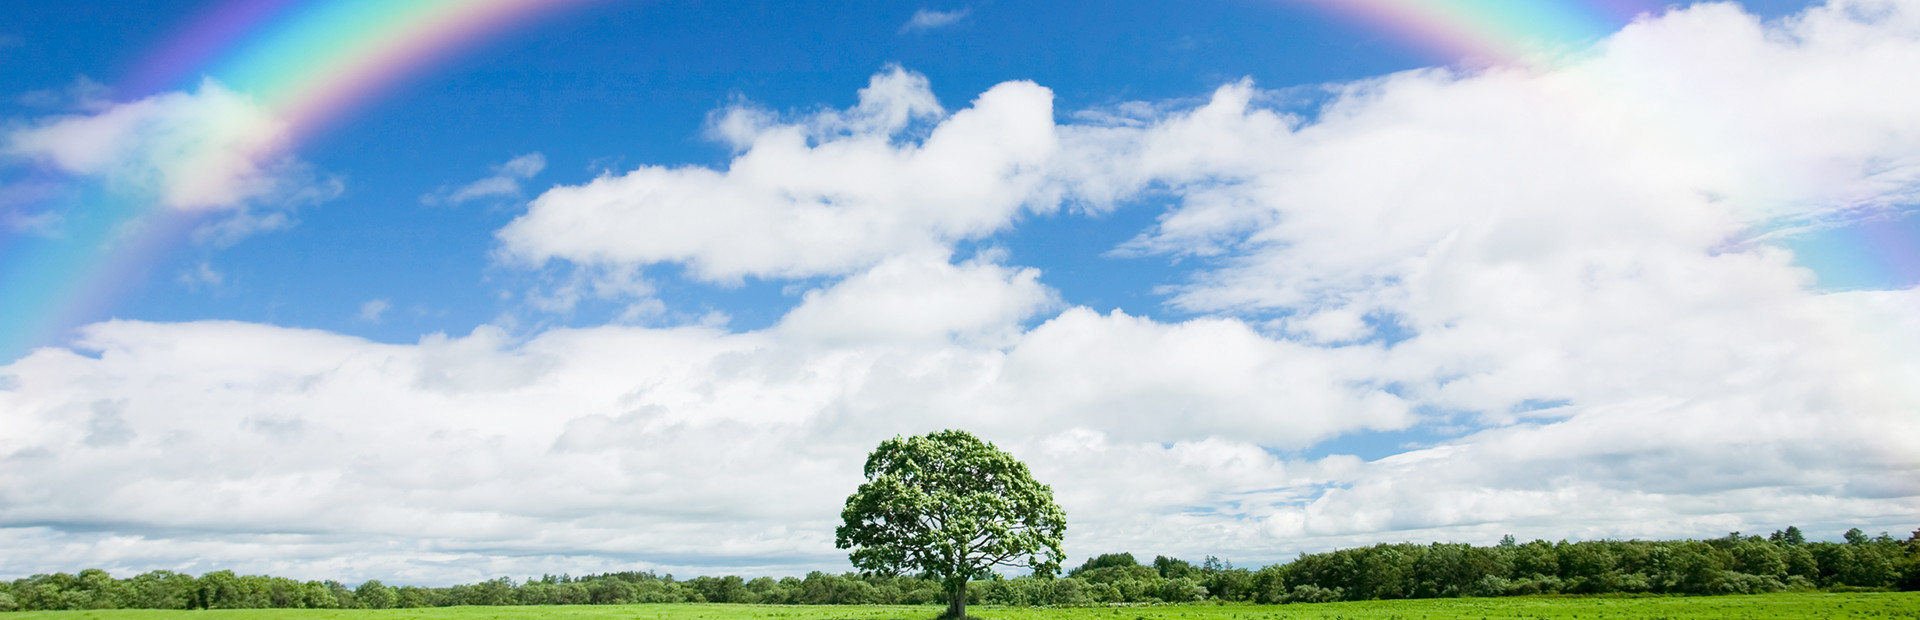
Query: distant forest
4,526,1916,611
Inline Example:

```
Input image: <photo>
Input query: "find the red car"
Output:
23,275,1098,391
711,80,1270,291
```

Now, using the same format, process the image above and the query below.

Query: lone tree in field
837,430,1065,619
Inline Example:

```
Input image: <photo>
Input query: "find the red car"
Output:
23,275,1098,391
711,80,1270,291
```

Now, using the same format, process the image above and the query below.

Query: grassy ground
9,593,1920,620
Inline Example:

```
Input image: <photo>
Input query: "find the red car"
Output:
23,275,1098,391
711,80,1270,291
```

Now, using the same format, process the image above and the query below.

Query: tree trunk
944,578,968,619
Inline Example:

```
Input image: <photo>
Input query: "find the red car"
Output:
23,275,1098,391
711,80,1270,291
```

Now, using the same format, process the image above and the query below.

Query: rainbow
2,0,1900,363
1285,0,1916,294
0,0,603,359
1282,0,1658,65
132,0,609,137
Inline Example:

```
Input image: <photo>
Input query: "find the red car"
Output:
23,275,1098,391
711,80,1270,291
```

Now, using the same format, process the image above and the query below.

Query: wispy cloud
358,299,391,323
900,7,970,33
177,262,225,291
422,152,546,206
15,76,112,111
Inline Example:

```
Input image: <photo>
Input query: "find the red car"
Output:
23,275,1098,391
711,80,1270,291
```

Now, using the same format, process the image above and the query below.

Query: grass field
9,593,1920,620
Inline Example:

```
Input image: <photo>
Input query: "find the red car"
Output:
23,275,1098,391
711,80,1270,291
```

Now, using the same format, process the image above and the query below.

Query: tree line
4,526,1916,611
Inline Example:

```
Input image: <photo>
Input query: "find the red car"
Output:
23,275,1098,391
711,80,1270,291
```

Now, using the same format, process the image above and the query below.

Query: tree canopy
835,429,1066,618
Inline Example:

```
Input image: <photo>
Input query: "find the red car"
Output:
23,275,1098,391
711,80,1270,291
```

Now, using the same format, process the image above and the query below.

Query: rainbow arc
4,0,1906,361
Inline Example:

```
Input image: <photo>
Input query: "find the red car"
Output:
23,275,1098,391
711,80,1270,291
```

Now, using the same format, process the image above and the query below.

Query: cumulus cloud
1029,0,1920,552
5,0,1920,585
520,262,659,319
496,66,1054,282
774,251,1056,347
1025,1,1920,425
3,78,339,247
900,8,970,33
3,79,314,210
1080,1,1920,318
0,303,1414,582
422,152,547,206
2,284,1910,582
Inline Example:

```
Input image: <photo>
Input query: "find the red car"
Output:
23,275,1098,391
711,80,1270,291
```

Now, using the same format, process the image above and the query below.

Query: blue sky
3,0,1918,585
5,0,1454,343
0,0,1833,345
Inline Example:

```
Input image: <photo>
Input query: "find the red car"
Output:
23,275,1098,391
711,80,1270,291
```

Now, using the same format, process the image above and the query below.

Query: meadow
7,593,1919,620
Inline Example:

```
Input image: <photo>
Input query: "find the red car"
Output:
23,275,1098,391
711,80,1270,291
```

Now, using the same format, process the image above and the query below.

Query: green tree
73,568,126,609
1044,577,1092,605
692,575,748,603
355,580,396,609
1731,539,1787,578
395,586,432,608
299,581,337,609
1160,576,1207,601
128,570,195,609
196,571,241,609
836,430,1066,619
1071,553,1139,576
1152,555,1197,579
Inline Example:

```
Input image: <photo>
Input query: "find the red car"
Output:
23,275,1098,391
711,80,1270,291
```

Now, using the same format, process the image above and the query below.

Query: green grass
10,593,1920,620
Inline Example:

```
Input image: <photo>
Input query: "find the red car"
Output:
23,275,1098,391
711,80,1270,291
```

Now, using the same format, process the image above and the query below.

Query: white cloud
1015,0,1920,554
178,263,225,291
1,207,63,238
520,262,657,318
775,252,1056,347
15,76,113,111
1082,1,1920,318
3,79,311,211
0,295,1418,583
3,78,339,246
900,8,970,34
358,299,392,324
495,152,548,179
496,66,1054,282
2,282,1911,582
5,0,1920,586
1018,1,1920,429
189,207,304,247
422,152,547,206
